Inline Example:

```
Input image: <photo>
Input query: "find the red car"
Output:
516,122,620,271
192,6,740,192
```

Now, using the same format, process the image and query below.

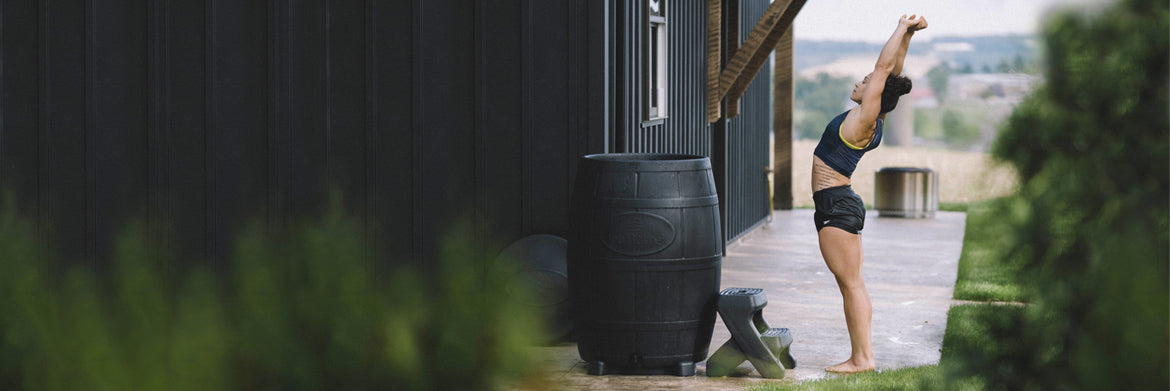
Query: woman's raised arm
890,15,927,76
854,15,927,126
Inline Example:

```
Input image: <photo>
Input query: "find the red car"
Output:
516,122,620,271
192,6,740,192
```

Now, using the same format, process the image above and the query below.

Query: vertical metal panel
167,0,208,263
327,0,368,222
43,0,88,265
372,0,413,264
514,0,605,242
477,0,524,248
521,0,533,234
268,0,287,230
525,0,571,236
617,0,712,157
414,0,476,263
613,0,771,243
587,0,611,155
90,0,149,268
1,0,42,231
147,0,167,259
207,0,268,263
722,0,771,241
287,0,328,220
362,0,375,265
0,0,607,268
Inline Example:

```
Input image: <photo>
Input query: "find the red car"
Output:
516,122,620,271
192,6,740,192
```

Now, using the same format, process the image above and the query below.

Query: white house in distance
947,73,1042,103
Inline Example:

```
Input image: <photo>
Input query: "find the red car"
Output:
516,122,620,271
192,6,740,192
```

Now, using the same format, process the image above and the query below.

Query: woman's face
851,73,872,103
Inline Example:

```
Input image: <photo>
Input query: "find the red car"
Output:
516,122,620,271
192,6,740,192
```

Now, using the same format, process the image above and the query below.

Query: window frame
645,0,669,121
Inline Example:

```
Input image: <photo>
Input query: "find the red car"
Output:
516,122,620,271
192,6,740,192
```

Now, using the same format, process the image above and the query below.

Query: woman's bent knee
833,274,866,290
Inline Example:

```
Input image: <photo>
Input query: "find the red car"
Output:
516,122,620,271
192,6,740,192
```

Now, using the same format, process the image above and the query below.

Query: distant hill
795,34,1040,74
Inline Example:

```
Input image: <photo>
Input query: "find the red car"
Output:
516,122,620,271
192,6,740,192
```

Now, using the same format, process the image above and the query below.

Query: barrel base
586,361,696,377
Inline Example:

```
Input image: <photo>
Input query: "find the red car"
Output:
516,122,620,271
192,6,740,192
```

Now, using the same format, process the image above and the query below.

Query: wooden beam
725,0,806,105
725,0,740,119
714,0,786,100
708,0,807,122
706,0,722,123
773,25,794,210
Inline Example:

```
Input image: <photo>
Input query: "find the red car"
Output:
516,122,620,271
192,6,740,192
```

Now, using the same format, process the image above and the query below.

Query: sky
793,0,1114,43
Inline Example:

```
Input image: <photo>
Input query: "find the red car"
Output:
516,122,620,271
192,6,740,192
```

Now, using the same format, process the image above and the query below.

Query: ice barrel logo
602,212,676,256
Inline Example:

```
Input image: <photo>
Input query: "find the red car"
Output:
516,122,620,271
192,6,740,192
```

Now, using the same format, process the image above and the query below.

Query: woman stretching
812,14,926,373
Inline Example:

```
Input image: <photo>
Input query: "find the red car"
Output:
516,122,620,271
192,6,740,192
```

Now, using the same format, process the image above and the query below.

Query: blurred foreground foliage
0,196,543,390
947,0,1169,389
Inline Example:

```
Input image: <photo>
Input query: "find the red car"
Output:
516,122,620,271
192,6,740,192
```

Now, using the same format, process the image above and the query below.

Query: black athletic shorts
813,185,866,234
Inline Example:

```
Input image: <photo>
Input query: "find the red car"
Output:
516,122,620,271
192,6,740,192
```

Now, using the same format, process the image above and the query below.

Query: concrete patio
531,208,967,390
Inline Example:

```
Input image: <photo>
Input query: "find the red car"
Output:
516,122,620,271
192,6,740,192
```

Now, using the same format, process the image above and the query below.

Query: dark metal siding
0,0,609,268
612,0,772,243
724,0,773,241
616,0,712,156
0,0,771,267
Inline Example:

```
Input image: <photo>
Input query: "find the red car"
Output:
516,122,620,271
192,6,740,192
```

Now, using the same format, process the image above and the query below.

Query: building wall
724,0,774,241
615,0,713,156
613,0,773,242
0,0,607,269
0,0,772,268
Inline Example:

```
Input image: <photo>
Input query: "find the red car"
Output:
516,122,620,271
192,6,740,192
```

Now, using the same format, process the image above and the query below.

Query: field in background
913,103,1016,152
787,139,1017,208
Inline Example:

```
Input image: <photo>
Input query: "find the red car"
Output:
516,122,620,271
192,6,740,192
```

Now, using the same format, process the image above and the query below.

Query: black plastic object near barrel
568,153,723,376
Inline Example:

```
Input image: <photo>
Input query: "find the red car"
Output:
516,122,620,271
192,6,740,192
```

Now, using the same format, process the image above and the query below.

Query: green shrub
941,109,981,147
0,195,543,390
948,0,1169,388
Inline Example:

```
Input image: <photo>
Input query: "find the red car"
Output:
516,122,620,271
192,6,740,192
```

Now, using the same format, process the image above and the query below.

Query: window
646,0,668,119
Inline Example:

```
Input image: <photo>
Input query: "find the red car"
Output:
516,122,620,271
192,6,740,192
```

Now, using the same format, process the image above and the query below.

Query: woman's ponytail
880,76,912,113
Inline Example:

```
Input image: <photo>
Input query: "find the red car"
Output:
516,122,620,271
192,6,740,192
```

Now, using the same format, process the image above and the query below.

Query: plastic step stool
705,288,796,378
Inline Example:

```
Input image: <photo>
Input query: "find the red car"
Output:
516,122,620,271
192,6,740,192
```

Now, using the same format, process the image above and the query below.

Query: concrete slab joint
535,210,967,389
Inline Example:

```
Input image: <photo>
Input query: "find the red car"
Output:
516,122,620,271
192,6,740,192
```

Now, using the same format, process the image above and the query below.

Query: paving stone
530,209,966,389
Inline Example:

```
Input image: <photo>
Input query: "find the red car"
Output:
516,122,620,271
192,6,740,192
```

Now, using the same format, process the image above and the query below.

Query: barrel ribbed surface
568,153,723,373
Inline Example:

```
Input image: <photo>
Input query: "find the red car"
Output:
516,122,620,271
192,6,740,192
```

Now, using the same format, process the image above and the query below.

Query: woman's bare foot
825,358,876,373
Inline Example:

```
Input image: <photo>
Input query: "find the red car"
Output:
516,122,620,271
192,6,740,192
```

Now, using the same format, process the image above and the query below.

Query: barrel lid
581,153,711,171
877,166,935,173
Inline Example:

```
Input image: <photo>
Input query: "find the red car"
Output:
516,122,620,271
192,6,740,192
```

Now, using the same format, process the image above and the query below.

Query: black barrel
568,153,722,376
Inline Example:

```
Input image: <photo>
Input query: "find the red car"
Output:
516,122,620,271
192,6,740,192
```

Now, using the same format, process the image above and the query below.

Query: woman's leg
818,226,875,373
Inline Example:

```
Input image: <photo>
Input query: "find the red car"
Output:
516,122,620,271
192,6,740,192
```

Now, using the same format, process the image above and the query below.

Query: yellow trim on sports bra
838,121,871,150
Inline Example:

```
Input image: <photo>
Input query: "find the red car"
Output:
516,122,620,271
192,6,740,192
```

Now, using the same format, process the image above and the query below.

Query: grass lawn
950,198,1025,302
749,365,945,391
749,304,1021,391
937,202,969,212
749,197,1027,390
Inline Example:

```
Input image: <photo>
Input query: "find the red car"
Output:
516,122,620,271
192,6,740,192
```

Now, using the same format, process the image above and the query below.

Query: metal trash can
874,167,938,218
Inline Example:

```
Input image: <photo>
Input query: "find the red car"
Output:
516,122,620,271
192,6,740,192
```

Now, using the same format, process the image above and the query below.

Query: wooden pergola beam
722,0,806,105
707,0,806,122
725,0,740,118
706,0,722,123
773,25,794,210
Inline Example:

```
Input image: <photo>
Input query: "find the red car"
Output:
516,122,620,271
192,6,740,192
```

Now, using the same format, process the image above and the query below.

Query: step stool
705,288,796,378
